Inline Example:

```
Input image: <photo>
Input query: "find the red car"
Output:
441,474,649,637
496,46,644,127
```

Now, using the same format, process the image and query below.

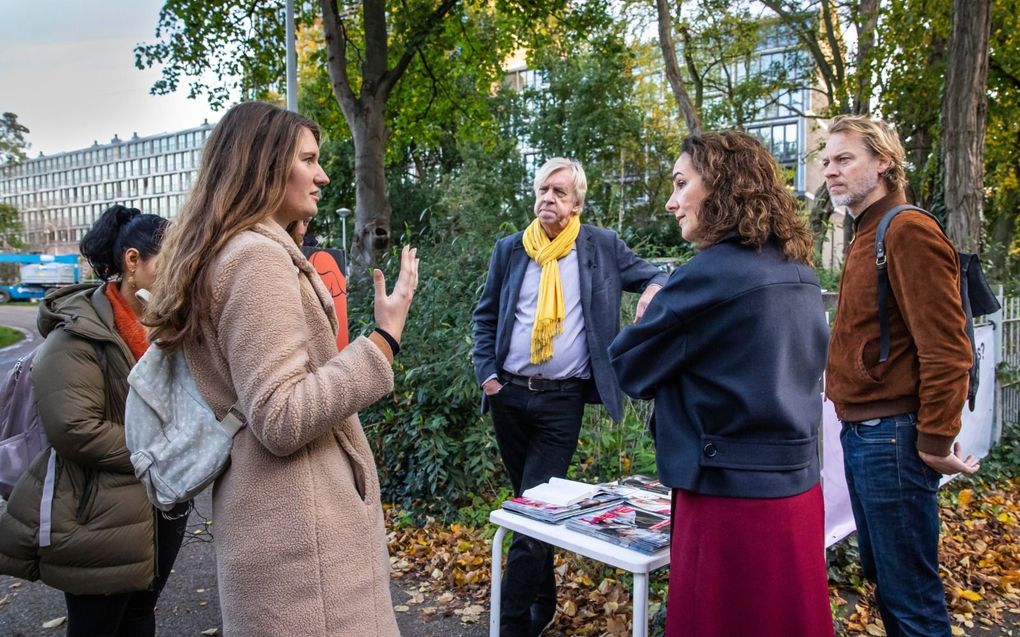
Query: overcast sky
0,0,221,156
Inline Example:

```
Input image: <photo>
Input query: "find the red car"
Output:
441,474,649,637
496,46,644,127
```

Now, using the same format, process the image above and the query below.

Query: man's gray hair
533,158,587,207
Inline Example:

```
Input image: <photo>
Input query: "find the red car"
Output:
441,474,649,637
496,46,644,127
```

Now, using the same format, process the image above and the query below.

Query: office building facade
0,122,214,254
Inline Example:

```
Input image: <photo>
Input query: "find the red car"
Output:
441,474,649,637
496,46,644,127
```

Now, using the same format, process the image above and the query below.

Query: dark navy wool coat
609,237,829,499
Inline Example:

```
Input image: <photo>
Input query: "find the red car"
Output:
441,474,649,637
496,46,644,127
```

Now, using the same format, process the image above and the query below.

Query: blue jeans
840,413,951,637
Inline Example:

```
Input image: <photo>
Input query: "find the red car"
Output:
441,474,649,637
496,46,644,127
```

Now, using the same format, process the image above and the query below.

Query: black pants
489,380,586,637
64,502,191,637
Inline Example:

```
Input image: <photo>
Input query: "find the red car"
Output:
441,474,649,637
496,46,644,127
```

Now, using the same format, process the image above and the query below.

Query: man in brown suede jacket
823,115,978,637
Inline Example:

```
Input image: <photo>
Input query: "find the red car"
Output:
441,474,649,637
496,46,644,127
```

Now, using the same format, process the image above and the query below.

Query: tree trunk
807,183,832,262
319,0,457,271
941,0,992,253
349,100,391,268
853,0,879,114
655,0,701,135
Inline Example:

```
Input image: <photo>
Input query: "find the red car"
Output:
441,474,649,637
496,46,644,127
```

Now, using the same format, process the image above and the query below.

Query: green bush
816,266,843,292
355,228,504,518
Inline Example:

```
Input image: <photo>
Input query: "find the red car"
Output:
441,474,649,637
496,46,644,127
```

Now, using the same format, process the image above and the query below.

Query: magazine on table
615,474,670,496
501,491,624,523
598,476,672,515
565,504,671,554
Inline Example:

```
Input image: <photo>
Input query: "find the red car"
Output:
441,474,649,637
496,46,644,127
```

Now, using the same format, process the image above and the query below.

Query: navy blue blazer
472,224,667,422
609,238,829,498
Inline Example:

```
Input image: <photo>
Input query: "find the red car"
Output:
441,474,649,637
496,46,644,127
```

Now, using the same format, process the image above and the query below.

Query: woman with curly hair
609,131,834,636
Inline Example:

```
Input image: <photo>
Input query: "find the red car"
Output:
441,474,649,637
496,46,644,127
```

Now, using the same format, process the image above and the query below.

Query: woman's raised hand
372,245,419,343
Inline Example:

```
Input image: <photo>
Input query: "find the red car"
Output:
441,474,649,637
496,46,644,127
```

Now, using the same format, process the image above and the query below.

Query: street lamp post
285,0,297,112
336,207,352,254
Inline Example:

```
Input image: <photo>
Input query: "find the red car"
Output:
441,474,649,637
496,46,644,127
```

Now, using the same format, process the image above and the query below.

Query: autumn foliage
386,476,1020,636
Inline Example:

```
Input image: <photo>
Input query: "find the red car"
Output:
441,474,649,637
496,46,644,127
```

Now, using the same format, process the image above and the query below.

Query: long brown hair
144,101,320,349
680,131,813,264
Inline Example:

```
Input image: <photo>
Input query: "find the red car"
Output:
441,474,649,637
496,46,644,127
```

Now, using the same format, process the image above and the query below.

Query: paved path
0,305,41,369
0,304,490,637
1,491,489,636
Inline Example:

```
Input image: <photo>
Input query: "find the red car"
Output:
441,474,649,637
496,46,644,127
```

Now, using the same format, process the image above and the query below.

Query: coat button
703,443,717,458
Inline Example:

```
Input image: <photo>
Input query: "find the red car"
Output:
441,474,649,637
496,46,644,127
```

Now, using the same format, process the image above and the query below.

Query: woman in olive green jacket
0,206,185,637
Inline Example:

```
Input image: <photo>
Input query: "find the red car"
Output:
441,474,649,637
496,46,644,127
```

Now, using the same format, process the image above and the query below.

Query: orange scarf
104,283,150,361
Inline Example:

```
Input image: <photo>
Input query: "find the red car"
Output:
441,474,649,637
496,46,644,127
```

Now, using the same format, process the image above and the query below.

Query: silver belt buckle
528,376,537,391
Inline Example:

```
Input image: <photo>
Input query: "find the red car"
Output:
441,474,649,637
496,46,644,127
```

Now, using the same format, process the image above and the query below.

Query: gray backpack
125,344,246,511
0,332,105,501
0,349,47,501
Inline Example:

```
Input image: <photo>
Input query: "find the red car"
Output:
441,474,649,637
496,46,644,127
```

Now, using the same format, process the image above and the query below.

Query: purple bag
0,348,47,501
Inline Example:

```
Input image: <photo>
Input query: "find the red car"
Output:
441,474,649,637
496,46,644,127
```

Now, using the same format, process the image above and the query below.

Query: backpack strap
38,449,58,547
875,205,944,362
220,404,247,436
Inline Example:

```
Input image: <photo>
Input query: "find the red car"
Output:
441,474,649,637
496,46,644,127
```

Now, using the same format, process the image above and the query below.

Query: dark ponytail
80,205,169,281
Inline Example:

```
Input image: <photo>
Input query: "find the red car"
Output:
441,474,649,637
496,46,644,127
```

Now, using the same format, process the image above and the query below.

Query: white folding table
489,509,670,637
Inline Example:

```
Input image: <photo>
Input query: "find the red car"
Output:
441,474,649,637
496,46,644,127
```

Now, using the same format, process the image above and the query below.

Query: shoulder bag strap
875,204,943,362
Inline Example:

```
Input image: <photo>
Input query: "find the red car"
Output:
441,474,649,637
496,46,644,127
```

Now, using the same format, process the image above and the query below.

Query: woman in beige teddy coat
144,101,418,637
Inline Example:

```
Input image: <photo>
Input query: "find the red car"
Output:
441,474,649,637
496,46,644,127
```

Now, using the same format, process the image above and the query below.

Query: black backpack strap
875,205,944,362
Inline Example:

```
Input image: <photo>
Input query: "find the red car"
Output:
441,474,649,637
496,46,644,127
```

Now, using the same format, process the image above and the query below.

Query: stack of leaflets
502,491,623,523
565,505,671,554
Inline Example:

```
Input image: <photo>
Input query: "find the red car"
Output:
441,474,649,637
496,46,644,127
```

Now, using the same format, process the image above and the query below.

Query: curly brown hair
680,131,813,264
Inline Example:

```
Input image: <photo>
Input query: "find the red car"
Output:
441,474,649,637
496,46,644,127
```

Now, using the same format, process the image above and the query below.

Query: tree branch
761,0,842,112
820,0,846,91
678,23,704,110
378,0,458,100
655,0,701,134
320,0,357,114
362,0,389,93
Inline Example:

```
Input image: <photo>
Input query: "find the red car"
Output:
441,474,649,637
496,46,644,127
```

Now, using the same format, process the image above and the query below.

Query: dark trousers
489,380,586,637
65,502,191,637
840,414,951,637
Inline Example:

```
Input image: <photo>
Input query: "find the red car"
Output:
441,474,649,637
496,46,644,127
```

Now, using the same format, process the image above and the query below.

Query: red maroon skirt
664,483,834,637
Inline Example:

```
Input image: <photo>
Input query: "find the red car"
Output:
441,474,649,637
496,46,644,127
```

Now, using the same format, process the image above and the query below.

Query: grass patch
0,325,24,348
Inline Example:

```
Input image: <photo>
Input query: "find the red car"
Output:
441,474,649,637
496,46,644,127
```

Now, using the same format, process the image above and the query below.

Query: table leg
632,572,648,637
490,526,508,637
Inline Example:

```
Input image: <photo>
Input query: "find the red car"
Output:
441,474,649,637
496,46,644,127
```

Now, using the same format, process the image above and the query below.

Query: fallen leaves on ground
836,477,1020,635
387,477,1020,636
386,510,647,635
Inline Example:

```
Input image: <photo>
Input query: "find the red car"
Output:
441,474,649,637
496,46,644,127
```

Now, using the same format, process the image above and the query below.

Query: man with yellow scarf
472,158,666,637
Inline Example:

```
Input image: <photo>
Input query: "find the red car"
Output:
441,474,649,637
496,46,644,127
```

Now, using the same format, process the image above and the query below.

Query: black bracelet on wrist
373,327,400,357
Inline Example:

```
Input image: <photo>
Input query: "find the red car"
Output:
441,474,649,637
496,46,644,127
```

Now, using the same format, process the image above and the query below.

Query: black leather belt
501,373,585,392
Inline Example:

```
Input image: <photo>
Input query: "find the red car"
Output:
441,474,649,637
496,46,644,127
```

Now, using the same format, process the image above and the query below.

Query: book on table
521,477,602,507
564,504,671,554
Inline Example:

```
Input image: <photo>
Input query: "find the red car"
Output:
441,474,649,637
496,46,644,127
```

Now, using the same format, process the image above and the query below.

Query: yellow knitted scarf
522,214,580,364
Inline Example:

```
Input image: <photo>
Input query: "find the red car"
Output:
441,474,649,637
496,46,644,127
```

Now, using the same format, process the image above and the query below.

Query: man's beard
830,172,880,210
